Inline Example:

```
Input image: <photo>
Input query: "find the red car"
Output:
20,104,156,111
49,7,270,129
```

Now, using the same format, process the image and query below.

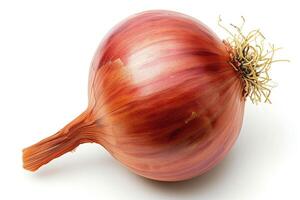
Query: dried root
218,16,288,104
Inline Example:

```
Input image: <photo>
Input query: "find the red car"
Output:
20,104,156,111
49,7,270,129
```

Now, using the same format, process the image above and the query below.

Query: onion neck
22,110,100,172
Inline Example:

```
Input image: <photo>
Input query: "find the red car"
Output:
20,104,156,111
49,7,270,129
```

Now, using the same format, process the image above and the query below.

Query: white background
0,0,299,199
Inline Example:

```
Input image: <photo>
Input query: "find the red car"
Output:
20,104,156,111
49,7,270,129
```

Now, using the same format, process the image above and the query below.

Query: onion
23,10,282,181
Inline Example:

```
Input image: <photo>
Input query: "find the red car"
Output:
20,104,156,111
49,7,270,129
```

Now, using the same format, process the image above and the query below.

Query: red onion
23,10,279,181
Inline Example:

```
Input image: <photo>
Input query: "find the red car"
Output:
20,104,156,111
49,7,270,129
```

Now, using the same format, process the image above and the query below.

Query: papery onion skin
23,10,245,181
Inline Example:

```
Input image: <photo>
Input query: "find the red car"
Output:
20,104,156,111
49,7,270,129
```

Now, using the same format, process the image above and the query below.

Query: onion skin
23,10,245,181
